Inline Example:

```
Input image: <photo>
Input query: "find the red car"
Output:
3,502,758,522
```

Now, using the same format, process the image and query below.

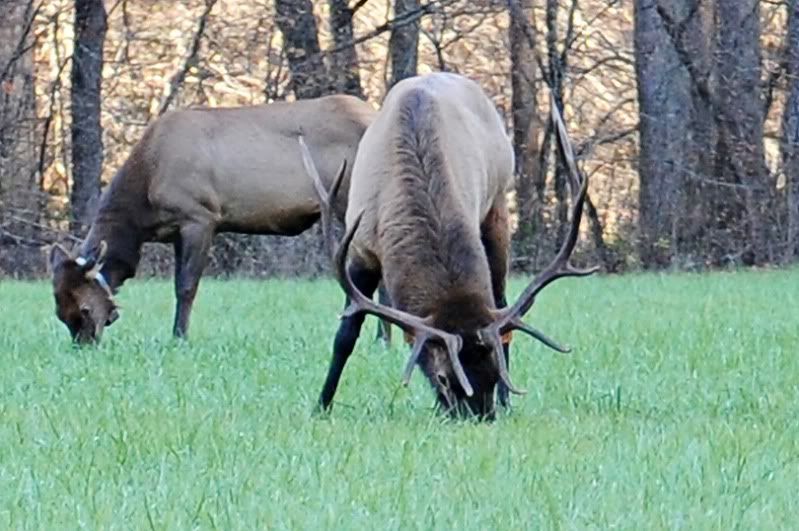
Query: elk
50,95,395,344
300,73,596,418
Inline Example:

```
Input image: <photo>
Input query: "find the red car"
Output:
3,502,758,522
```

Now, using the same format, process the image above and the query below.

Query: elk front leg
173,221,214,338
481,198,512,408
318,262,381,411
374,283,393,346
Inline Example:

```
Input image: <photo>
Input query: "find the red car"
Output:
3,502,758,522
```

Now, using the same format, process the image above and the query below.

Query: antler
336,214,473,396
481,325,526,396
483,94,599,349
296,136,475,397
297,134,347,259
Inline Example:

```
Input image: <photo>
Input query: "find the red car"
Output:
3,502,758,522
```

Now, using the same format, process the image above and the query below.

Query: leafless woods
1,0,796,276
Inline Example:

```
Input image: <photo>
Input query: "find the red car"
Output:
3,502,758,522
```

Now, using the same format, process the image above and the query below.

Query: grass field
1,269,797,529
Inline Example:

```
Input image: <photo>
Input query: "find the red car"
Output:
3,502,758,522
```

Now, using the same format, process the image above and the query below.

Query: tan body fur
348,74,513,242
116,95,373,240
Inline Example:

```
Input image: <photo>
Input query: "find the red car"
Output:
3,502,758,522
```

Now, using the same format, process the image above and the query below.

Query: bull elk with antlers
301,73,597,418
49,95,397,344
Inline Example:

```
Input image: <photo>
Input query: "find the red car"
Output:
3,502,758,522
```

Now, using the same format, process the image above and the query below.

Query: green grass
1,269,797,529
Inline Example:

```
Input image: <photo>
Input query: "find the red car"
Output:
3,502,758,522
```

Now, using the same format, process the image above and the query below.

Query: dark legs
374,283,393,346
481,199,512,408
318,262,381,410
173,222,214,338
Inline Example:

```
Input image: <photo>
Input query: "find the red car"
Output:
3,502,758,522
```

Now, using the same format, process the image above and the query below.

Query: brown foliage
0,0,795,277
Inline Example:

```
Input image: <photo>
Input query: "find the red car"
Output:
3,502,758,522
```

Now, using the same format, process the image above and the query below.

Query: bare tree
70,0,107,232
328,0,364,97
508,0,542,261
654,0,717,265
388,0,420,87
783,0,799,261
275,0,328,99
544,0,574,248
634,0,693,267
158,0,218,116
713,0,771,265
0,0,39,244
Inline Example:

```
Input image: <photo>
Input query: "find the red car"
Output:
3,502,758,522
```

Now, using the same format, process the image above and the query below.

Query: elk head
49,240,119,344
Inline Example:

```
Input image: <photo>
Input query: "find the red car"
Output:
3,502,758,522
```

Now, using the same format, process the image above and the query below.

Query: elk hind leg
481,198,512,408
173,221,214,338
318,261,381,411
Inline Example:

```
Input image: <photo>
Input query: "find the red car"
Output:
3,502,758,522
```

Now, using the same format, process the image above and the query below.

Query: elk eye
80,307,91,318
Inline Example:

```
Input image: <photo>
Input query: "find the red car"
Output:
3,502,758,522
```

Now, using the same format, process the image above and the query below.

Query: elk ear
77,240,107,272
49,243,72,271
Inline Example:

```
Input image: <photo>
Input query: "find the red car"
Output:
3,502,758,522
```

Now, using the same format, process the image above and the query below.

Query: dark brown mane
430,289,494,333
81,216,143,290
378,88,493,318
79,146,155,289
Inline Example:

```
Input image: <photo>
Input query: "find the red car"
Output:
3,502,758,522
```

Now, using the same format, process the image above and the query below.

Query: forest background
2,0,797,278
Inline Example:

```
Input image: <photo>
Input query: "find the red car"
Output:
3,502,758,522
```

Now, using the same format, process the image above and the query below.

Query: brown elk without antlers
50,95,397,344
301,73,597,419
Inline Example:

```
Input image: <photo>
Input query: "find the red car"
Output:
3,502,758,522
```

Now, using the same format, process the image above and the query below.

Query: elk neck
78,171,152,293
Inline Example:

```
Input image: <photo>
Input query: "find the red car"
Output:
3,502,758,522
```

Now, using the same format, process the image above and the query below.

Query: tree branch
321,0,454,57
350,0,370,14
158,0,218,116
0,0,41,85
655,1,714,108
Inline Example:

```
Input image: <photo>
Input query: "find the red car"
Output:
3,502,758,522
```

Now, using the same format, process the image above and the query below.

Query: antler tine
485,95,598,349
297,134,347,259
507,316,570,353
511,168,597,316
335,214,474,396
486,329,526,395
402,332,430,386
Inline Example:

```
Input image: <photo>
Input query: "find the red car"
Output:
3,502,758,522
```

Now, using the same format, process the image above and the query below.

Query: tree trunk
508,0,542,268
783,0,799,262
652,0,717,265
545,0,569,251
328,0,363,98
714,0,770,265
275,0,328,99
634,0,693,268
70,0,107,233
388,0,420,88
682,1,715,265
0,0,38,243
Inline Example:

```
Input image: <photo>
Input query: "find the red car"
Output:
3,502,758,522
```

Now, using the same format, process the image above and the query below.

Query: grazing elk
50,95,395,344
300,73,596,418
